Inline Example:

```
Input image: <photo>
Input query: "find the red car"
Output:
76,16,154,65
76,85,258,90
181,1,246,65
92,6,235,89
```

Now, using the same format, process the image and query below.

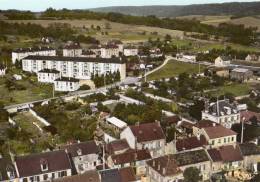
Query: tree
189,100,205,121
183,167,201,182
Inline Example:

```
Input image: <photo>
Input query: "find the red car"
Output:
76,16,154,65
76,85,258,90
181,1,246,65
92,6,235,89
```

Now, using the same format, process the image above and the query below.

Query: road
144,56,173,78
4,77,140,112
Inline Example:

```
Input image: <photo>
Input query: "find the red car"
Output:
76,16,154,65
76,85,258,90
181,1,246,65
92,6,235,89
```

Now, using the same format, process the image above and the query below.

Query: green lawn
211,83,252,97
148,60,206,81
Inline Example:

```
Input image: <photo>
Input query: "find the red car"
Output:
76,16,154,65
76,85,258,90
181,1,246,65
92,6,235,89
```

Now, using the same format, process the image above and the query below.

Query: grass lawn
211,83,252,97
148,60,206,81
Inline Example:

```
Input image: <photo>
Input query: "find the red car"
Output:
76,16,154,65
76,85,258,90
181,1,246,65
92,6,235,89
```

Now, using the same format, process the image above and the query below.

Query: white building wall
12,50,56,64
120,127,136,149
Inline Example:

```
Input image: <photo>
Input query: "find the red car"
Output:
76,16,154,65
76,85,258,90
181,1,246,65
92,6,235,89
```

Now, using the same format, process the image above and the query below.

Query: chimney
213,122,216,127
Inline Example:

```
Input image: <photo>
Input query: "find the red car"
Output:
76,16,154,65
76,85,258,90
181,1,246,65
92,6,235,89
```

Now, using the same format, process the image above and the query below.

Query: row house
146,149,211,182
14,150,72,182
62,43,82,57
202,99,240,128
120,122,166,158
12,47,56,64
194,124,237,148
54,77,80,92
207,144,243,173
107,149,151,176
61,141,101,174
22,56,126,81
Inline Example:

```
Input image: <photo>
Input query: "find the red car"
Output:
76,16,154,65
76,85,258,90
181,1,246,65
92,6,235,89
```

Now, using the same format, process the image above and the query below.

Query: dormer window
77,148,82,156
40,159,48,172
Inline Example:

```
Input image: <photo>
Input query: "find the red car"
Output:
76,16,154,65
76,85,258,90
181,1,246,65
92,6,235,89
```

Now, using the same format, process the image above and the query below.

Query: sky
0,0,257,11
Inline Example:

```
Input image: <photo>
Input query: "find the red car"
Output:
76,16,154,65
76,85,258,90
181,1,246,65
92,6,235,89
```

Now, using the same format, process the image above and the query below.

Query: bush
79,84,91,90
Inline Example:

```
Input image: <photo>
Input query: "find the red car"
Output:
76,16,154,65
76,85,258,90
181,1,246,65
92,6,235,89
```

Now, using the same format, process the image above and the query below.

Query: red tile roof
146,155,182,177
106,139,130,155
219,145,243,162
207,149,222,162
15,150,71,177
129,122,165,143
240,110,260,123
53,170,100,182
119,167,136,182
176,136,207,152
203,125,237,139
111,149,151,165
194,120,218,129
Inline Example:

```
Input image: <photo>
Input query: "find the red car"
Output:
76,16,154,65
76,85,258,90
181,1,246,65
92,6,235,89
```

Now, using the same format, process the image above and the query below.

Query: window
231,137,234,141
52,173,55,179
218,139,221,144
212,140,215,145
43,174,48,180
29,177,34,182
224,138,226,143
23,178,28,182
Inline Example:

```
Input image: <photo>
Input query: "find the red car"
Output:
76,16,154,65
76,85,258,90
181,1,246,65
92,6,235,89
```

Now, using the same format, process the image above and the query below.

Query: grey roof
208,100,238,116
13,46,55,53
38,69,60,74
239,143,260,156
100,169,121,182
23,55,125,64
55,77,79,82
15,150,72,177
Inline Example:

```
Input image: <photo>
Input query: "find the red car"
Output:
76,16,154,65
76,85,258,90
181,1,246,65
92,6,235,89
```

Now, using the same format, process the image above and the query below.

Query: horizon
0,0,257,11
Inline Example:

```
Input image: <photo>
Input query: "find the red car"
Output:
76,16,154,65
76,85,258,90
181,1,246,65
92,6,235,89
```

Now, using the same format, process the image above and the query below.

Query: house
14,150,72,182
107,40,124,53
174,136,207,153
0,64,6,77
12,47,56,64
0,157,17,182
101,45,120,58
106,139,130,155
107,149,151,176
214,56,231,67
62,43,82,57
53,170,100,182
198,125,237,148
89,45,101,56
174,149,211,180
105,117,127,133
207,144,243,172
22,56,126,81
100,167,137,182
120,122,166,158
61,141,101,174
54,77,80,92
37,69,60,83
123,46,138,57
240,110,260,125
245,54,259,62
146,149,211,182
239,143,260,173
146,155,183,182
230,68,253,82
202,99,240,128
149,48,163,58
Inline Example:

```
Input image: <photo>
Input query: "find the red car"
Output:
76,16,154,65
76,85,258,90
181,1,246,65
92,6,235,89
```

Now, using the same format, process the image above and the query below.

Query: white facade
214,56,230,67
54,78,80,92
37,70,61,83
124,48,138,57
12,48,56,64
101,46,120,58
22,56,126,81
0,67,6,77
63,49,82,57
72,153,100,174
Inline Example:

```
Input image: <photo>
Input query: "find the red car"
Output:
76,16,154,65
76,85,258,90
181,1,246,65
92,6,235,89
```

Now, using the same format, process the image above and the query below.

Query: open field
147,60,205,81
0,74,55,106
5,19,184,43
210,83,252,97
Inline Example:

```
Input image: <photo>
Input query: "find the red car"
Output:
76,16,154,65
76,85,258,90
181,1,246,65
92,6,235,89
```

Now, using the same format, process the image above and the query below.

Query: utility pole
102,142,106,170
241,117,245,144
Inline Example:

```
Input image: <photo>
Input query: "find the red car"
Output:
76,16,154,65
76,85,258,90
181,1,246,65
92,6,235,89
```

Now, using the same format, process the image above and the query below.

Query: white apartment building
37,69,61,83
202,100,240,128
54,77,80,92
123,46,139,57
62,44,82,57
22,56,126,81
12,47,56,64
101,45,120,58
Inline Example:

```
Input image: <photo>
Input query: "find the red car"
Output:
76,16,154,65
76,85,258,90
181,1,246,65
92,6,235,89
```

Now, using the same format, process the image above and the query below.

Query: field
147,60,205,81
0,72,56,106
210,83,252,97
5,19,184,43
